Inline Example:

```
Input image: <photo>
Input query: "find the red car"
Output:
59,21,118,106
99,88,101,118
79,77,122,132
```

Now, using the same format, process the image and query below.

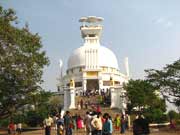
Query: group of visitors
43,109,133,135
8,120,22,135
43,110,151,135
78,88,110,99
77,98,99,110
86,111,113,135
76,88,111,110
114,114,130,134
60,110,113,135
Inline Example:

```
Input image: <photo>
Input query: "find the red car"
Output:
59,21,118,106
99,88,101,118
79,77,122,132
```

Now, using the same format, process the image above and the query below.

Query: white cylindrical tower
125,57,130,77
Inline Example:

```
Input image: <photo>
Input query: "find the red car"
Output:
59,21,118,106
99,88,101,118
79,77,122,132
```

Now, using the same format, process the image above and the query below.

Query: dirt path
1,129,180,135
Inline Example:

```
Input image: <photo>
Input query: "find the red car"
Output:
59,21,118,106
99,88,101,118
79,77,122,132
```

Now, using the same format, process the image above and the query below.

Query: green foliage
168,110,179,120
0,6,49,118
23,91,61,127
144,97,167,123
146,59,180,107
0,90,53,127
145,108,168,123
13,114,24,123
124,79,167,123
24,90,52,126
25,111,44,127
48,95,63,114
124,79,165,113
0,118,9,127
28,90,52,110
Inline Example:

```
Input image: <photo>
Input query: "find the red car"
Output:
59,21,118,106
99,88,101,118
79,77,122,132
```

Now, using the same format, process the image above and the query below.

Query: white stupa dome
67,45,119,69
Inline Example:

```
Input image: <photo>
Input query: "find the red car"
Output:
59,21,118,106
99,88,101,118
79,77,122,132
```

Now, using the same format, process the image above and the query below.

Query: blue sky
1,0,180,91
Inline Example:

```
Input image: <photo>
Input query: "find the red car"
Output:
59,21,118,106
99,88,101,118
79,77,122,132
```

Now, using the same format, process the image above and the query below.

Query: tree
49,95,63,114
123,79,166,114
0,6,49,118
168,110,179,120
145,59,180,108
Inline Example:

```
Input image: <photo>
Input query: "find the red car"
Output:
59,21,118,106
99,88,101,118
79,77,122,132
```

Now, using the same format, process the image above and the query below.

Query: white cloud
165,21,173,28
154,17,165,24
153,17,174,28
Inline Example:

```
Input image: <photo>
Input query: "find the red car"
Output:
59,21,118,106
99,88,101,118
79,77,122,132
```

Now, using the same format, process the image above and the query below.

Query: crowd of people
43,109,148,135
77,88,111,106
43,109,151,135
7,110,150,135
7,89,150,135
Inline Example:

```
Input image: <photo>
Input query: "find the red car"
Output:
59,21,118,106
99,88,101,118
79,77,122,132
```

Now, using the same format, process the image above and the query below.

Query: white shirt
44,117,53,126
17,123,22,129
91,117,102,130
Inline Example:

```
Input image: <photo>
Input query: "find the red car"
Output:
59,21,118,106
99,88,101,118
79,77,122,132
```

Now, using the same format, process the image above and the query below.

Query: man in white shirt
17,123,22,134
43,114,53,135
91,112,103,135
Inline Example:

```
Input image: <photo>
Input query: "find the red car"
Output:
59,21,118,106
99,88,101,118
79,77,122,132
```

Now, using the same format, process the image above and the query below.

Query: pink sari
77,118,82,129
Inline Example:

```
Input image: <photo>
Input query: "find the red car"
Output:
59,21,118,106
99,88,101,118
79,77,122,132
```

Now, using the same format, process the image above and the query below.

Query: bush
13,114,24,123
0,115,25,127
25,111,44,127
168,110,180,125
168,110,179,120
0,118,9,127
144,108,168,123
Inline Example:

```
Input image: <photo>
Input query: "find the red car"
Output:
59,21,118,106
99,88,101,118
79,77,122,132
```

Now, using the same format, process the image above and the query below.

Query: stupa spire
79,16,104,45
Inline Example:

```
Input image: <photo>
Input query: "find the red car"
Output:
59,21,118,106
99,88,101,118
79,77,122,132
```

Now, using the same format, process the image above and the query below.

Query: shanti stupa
58,16,130,111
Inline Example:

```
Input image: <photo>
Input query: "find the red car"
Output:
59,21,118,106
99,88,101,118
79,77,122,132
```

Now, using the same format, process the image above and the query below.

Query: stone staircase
69,95,123,134
73,95,121,117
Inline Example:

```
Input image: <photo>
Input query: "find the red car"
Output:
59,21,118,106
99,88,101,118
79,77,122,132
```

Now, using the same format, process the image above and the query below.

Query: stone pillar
110,76,116,108
99,79,103,94
83,79,87,92
110,87,116,108
68,88,76,109
63,88,69,111
120,90,127,114
67,79,76,109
